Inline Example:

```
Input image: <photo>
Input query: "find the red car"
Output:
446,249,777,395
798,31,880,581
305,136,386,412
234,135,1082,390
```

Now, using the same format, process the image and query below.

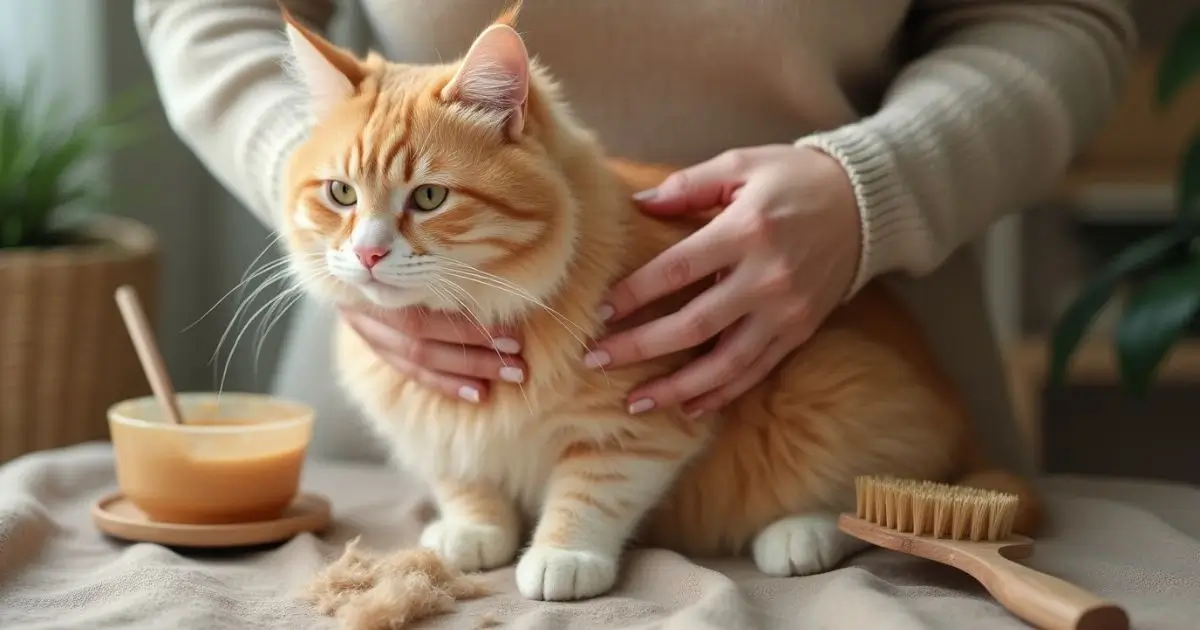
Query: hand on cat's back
586,145,862,417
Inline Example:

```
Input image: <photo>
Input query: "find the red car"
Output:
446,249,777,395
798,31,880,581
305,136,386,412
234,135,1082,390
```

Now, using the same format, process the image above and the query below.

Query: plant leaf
1114,257,1200,397
1182,132,1200,221
95,84,155,125
0,77,149,249
1048,227,1192,388
1157,12,1200,108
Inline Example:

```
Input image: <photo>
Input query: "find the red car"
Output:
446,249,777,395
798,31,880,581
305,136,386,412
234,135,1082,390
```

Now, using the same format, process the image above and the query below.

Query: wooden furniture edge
1003,336,1200,470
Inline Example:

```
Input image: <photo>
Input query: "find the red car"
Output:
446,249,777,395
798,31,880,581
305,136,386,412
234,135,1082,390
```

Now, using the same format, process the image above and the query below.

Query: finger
343,310,526,383
379,340,528,384
601,220,743,322
344,308,521,354
345,310,527,382
589,278,749,369
682,334,795,416
625,315,774,413
385,353,491,404
342,314,491,402
633,150,752,216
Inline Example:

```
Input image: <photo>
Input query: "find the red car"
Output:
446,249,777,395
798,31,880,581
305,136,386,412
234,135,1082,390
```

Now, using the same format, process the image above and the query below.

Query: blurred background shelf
1005,336,1200,474
1010,336,1200,387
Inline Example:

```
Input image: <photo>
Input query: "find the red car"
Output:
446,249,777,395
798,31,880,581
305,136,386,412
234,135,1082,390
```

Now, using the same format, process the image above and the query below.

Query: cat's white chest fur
364,393,562,517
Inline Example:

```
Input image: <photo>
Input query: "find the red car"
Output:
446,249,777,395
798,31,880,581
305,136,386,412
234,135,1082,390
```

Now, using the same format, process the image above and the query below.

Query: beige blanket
1,443,1197,629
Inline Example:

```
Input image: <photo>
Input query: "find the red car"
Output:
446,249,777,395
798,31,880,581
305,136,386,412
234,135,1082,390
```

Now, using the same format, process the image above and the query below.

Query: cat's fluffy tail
956,467,1045,536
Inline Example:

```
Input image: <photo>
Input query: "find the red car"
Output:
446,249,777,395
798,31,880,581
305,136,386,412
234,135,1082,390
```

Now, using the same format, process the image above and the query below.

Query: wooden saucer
92,492,333,548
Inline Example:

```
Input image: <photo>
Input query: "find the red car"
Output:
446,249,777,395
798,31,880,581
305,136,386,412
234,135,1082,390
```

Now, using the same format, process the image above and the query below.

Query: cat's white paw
752,513,869,577
419,519,518,573
515,546,618,601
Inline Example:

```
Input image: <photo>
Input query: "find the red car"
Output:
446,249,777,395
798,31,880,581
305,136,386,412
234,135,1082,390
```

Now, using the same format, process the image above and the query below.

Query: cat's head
278,6,594,321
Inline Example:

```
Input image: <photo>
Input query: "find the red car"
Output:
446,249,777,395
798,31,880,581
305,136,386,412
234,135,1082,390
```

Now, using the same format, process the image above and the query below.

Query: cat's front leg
516,430,698,601
419,479,521,573
751,512,872,576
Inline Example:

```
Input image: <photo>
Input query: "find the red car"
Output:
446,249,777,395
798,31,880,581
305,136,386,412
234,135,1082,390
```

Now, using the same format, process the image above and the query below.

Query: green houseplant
0,78,160,462
1050,13,1200,397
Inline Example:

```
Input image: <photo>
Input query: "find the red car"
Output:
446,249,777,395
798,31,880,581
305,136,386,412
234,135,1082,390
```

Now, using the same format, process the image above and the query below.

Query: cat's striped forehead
319,70,514,185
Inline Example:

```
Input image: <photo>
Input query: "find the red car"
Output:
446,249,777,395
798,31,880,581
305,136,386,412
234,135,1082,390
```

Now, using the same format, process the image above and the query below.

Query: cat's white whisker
253,284,309,372
433,262,589,335
433,278,535,417
212,268,295,367
434,264,609,384
183,242,302,332
432,257,592,334
217,271,325,396
424,256,616,385
211,261,326,394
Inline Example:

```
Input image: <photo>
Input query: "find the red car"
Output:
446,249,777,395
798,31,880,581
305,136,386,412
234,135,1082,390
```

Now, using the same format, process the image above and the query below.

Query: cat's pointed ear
442,23,531,138
280,6,367,115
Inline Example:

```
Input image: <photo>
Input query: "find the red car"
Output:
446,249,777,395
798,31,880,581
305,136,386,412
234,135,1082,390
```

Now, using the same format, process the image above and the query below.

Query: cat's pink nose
354,245,391,269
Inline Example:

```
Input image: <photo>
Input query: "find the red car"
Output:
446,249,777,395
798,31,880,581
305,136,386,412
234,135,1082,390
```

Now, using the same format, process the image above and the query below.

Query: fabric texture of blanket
1,443,1197,629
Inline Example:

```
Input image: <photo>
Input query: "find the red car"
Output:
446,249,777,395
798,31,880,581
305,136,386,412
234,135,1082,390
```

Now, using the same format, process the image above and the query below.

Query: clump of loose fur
304,538,489,630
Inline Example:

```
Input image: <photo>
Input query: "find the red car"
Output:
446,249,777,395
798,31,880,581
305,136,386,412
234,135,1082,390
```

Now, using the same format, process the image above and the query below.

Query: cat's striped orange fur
277,5,1042,601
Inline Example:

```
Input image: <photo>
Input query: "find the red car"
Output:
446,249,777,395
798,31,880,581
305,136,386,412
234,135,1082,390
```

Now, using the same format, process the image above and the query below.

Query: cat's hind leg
751,512,871,576
419,479,521,573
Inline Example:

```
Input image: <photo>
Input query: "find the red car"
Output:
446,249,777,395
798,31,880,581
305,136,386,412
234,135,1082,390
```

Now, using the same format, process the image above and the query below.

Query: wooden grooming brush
838,476,1129,630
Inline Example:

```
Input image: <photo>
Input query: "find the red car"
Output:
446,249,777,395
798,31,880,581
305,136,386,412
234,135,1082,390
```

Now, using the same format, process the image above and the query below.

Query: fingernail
583,349,611,369
457,386,481,403
685,407,705,421
492,337,521,354
595,303,615,322
632,188,658,202
628,398,655,414
499,366,525,383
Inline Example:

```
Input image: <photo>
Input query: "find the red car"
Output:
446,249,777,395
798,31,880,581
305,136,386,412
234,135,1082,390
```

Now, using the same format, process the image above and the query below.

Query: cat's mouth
317,250,438,308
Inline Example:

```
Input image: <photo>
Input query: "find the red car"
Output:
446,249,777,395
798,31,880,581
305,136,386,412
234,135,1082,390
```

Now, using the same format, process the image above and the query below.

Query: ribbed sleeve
133,0,335,229
797,0,1137,297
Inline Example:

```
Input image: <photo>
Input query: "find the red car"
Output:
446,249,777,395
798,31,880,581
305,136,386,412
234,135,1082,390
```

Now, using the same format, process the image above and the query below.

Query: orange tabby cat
278,7,1042,602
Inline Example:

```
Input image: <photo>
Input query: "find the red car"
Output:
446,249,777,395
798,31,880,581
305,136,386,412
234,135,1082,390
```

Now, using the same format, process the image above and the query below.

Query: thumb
633,154,746,216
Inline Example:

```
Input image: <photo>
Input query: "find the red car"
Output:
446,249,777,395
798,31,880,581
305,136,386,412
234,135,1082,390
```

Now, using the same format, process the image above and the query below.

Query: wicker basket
0,216,159,463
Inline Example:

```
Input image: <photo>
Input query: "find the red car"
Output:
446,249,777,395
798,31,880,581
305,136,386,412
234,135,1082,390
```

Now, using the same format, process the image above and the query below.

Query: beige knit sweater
133,0,1136,470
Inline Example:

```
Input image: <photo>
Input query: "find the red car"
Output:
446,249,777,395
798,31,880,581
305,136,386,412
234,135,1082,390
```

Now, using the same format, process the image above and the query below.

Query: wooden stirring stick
114,285,186,426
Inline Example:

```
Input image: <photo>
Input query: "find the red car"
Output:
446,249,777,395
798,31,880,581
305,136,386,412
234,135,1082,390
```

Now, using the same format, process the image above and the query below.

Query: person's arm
134,0,336,228
797,0,1137,296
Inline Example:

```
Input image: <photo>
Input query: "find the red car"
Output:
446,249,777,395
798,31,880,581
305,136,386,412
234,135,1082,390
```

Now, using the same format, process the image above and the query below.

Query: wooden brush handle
979,553,1129,630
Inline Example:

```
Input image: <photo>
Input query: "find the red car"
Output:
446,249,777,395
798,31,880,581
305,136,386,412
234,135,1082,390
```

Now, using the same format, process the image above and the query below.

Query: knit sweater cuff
796,124,922,299
242,94,314,229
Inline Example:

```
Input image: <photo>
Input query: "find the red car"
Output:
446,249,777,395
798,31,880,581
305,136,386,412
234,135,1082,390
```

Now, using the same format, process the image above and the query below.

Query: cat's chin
354,282,428,309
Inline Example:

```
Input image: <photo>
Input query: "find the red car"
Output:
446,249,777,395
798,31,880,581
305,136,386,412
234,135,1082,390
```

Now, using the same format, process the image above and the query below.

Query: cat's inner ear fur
442,24,531,139
280,8,367,116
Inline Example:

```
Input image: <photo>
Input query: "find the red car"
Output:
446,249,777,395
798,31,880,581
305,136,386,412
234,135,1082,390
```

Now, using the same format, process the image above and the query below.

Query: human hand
340,307,526,403
583,145,863,417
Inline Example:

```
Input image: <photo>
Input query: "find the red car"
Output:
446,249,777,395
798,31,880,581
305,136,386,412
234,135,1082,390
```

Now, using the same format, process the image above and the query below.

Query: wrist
795,124,923,298
793,145,863,302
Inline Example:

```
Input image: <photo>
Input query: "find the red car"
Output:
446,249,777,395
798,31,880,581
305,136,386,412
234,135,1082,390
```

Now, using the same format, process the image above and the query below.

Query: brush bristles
854,476,1019,542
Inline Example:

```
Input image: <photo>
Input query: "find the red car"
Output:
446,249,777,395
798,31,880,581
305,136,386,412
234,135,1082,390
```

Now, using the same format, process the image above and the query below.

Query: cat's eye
326,180,357,207
410,184,449,212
